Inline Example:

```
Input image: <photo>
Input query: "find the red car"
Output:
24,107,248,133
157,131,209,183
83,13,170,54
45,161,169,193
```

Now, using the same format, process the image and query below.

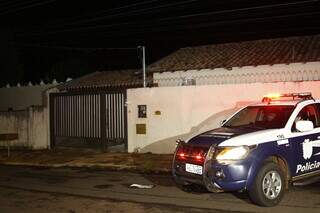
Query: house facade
149,35,320,86
125,35,320,154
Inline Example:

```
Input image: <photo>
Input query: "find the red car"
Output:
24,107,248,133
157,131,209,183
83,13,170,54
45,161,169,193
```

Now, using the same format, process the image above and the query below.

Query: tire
248,162,285,207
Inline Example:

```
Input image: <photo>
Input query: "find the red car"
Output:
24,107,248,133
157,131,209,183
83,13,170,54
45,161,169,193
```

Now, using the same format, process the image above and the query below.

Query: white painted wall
0,106,49,149
154,62,320,87
127,81,320,154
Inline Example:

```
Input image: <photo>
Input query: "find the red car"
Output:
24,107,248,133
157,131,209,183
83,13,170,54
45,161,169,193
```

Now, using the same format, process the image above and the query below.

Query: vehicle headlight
215,146,250,162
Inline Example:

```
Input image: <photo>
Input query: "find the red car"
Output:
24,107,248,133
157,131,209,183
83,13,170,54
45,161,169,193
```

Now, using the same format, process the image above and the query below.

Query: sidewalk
0,149,173,173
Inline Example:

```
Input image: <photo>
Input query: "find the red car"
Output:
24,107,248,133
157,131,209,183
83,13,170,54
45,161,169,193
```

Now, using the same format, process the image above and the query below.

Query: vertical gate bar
92,94,95,139
72,95,75,137
78,95,80,138
97,94,100,140
108,94,111,140
69,96,71,137
76,95,78,137
87,95,90,139
93,95,97,138
86,95,89,140
100,93,107,151
69,96,72,137
115,93,118,140
78,95,82,138
106,94,109,140
98,95,100,140
89,95,92,139
107,94,110,140
124,90,128,151
58,96,61,137
56,96,59,137
62,96,66,137
95,94,98,139
64,96,68,137
82,95,85,139
119,93,122,139
67,96,69,137
120,93,123,139
116,93,120,139
118,93,121,139
88,95,91,139
84,95,87,139
49,93,55,149
65,96,68,137
59,96,62,137
111,93,114,140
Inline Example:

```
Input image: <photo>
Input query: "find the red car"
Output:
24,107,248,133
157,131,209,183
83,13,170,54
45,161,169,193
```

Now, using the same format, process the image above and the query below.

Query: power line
0,0,43,12
16,0,200,35
41,0,162,26
0,0,34,8
15,1,320,37
16,0,319,36
54,0,199,27
0,0,56,15
11,42,138,51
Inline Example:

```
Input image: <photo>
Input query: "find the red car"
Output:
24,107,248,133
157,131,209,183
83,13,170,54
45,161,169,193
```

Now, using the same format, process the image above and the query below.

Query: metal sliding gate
49,90,127,150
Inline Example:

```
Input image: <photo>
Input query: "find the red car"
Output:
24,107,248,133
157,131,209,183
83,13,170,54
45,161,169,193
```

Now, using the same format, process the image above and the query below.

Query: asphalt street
0,165,319,213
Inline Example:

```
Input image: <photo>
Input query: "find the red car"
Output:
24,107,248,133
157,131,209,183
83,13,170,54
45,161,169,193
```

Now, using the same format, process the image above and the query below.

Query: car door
287,103,320,177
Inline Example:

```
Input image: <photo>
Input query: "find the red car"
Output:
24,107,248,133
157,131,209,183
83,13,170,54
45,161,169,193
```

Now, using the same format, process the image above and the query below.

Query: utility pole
138,46,146,88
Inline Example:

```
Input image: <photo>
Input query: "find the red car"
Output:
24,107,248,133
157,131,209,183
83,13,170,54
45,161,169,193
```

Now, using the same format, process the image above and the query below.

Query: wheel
249,162,285,207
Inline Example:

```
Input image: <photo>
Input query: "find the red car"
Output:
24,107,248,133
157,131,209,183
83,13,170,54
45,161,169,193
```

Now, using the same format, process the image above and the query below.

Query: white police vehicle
172,92,320,206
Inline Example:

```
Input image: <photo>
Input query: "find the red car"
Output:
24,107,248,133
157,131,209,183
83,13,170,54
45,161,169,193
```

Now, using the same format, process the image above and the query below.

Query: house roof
57,69,151,91
148,35,320,72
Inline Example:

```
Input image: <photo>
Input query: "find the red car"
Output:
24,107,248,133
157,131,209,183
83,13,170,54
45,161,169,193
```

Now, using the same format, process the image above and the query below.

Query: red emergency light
262,92,313,103
176,144,207,164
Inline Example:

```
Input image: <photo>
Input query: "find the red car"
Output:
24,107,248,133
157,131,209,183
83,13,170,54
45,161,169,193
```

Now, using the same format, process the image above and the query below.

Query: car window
316,103,320,127
224,106,294,129
292,104,319,131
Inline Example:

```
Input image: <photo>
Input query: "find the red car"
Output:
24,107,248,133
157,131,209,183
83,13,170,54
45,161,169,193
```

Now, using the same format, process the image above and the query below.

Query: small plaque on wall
136,124,146,134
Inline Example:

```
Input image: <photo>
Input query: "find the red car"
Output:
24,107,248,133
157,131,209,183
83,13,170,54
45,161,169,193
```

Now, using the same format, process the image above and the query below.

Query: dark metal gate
49,90,127,150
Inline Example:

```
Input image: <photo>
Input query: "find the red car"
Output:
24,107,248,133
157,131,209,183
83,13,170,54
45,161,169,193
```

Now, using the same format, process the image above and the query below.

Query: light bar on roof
262,92,313,102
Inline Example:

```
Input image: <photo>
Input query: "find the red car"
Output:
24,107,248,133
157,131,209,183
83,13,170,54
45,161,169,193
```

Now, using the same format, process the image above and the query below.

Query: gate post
100,93,107,151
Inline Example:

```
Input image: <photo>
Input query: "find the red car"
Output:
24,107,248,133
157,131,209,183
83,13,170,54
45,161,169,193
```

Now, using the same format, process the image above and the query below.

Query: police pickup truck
172,93,320,206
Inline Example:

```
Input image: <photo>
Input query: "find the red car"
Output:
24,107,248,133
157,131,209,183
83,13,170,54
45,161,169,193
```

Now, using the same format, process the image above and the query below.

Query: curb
0,162,171,175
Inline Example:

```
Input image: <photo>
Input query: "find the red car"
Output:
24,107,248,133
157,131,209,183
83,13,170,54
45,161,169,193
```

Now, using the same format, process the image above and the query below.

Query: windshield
223,105,295,129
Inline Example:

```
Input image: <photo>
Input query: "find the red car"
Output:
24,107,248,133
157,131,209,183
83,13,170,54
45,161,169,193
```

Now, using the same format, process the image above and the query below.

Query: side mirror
220,119,227,126
175,139,184,147
296,120,314,132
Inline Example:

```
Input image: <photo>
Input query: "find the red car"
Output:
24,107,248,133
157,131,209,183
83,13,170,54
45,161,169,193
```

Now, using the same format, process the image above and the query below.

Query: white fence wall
0,106,49,149
154,62,320,87
127,81,320,154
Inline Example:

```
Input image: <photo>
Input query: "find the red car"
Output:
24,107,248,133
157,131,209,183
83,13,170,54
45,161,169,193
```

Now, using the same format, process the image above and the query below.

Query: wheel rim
262,170,282,200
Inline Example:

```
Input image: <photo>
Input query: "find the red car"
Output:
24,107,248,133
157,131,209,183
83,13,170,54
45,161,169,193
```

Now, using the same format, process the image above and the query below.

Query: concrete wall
154,62,320,87
0,106,49,149
127,81,320,154
0,84,55,111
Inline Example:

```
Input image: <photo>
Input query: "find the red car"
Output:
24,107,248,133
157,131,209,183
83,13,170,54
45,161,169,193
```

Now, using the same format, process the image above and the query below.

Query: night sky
1,0,320,86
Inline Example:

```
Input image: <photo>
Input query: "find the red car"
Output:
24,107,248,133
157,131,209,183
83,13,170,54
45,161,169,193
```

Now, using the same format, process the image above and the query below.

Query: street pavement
0,165,319,213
